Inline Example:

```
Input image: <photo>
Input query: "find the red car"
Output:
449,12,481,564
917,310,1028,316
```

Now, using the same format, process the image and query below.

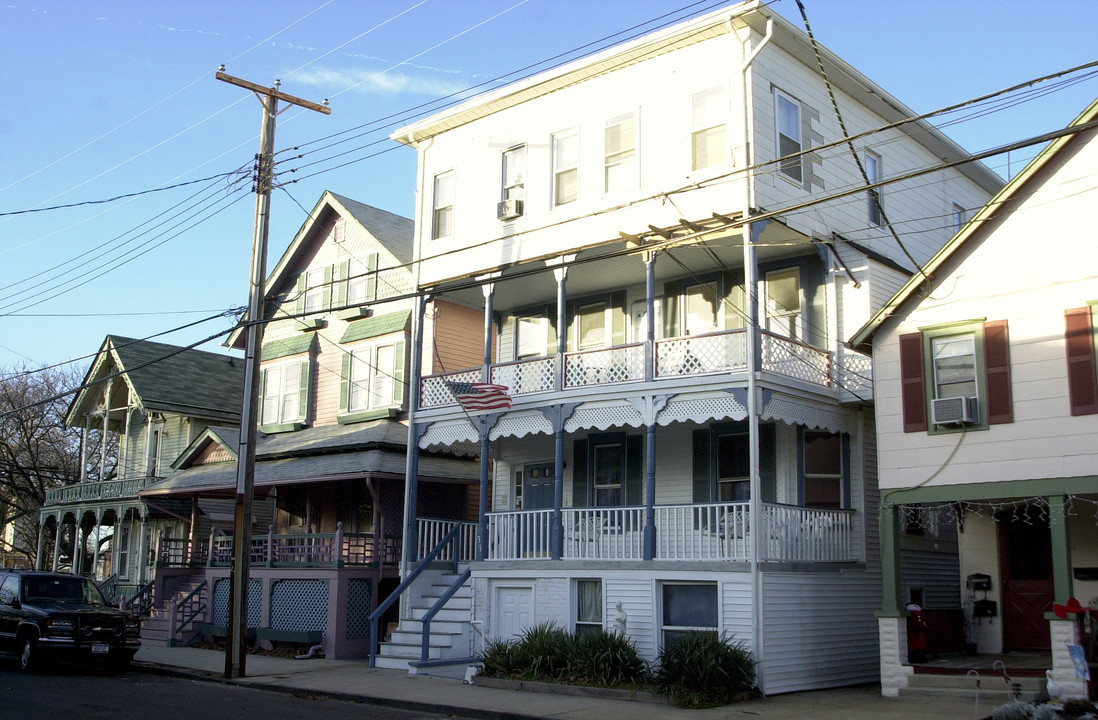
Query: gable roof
848,98,1098,353
66,336,244,426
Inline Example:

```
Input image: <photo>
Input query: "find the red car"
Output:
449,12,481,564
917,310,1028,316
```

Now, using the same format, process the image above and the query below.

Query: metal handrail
419,566,471,663
368,522,463,667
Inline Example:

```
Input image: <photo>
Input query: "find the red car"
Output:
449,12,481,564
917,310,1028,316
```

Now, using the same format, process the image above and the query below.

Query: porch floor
913,652,1052,677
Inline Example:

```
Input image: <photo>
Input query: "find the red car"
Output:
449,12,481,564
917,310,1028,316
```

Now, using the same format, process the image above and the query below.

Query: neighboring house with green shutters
136,191,481,657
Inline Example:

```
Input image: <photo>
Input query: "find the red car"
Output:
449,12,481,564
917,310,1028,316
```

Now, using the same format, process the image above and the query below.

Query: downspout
738,14,773,698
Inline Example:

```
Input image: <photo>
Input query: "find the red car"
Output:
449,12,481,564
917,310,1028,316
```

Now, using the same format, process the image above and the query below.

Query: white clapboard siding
605,578,657,661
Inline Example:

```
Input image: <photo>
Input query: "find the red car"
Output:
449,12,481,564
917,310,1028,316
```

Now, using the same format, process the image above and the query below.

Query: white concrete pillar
878,616,914,698
1049,617,1088,700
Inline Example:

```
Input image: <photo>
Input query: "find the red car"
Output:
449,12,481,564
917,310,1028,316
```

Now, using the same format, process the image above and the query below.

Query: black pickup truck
0,569,140,672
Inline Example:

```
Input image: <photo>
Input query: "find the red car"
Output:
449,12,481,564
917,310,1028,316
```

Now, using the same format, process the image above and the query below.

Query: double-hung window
604,113,637,193
502,145,526,202
866,150,883,226
802,431,843,508
432,171,454,239
692,87,727,171
303,267,326,315
347,343,399,413
765,268,802,340
593,440,624,507
661,582,718,647
261,359,306,426
775,90,803,183
716,432,749,502
931,334,977,400
516,314,549,359
577,301,608,350
683,282,719,336
952,203,967,234
552,130,579,206
575,579,603,636
346,255,377,306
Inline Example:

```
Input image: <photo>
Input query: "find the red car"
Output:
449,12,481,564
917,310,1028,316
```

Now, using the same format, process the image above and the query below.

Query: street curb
130,661,548,720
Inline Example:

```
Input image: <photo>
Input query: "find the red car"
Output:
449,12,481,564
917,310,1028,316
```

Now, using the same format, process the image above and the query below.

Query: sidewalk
133,645,988,720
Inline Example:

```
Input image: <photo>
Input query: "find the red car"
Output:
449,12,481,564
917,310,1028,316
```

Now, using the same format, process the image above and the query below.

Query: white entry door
493,585,533,640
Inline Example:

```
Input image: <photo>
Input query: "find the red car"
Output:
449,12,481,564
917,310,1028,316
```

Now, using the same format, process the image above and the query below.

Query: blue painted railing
419,566,471,663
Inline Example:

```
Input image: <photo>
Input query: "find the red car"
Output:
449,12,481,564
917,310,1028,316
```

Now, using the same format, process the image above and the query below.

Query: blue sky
1,0,1096,371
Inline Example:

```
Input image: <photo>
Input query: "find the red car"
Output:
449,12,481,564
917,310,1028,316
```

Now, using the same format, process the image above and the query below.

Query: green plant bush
651,632,756,708
566,630,647,687
478,622,646,687
510,621,572,680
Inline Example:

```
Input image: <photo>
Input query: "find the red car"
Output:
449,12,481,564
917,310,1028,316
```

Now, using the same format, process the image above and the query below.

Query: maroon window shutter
983,320,1013,424
899,332,927,432
1065,307,1098,416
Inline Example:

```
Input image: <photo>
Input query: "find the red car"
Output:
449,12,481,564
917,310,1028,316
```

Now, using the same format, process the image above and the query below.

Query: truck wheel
17,635,38,673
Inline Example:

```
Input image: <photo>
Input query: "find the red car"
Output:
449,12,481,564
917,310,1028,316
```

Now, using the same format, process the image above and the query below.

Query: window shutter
572,439,589,507
366,253,378,302
392,340,406,406
723,270,746,330
611,291,627,346
1065,307,1098,416
294,275,306,315
340,353,351,413
565,301,577,352
625,435,643,506
322,265,333,310
983,320,1013,424
663,281,682,337
335,260,349,309
545,305,558,353
692,429,711,503
760,424,776,503
297,360,311,423
899,332,927,432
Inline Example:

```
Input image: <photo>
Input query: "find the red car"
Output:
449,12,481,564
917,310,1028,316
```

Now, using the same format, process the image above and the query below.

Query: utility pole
216,69,329,680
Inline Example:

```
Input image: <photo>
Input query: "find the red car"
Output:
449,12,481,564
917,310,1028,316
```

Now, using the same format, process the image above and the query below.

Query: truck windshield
22,576,107,606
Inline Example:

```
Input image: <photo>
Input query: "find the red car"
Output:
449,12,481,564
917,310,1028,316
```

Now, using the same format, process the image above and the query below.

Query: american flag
447,381,512,411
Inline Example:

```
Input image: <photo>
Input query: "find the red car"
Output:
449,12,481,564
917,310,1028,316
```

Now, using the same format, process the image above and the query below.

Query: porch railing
491,356,556,396
484,501,855,563
416,518,476,563
655,330,748,377
45,475,159,506
564,344,645,387
420,368,481,408
158,524,394,569
760,331,831,388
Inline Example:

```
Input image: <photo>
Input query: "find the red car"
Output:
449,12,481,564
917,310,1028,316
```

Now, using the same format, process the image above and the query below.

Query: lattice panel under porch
270,579,328,634
419,420,476,449
657,395,747,426
345,579,372,639
211,578,261,627
491,411,552,439
762,396,857,434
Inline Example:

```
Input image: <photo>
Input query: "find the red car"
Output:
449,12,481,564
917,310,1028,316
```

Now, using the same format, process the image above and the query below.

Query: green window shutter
760,424,776,503
565,301,577,352
392,340,406,406
340,352,352,413
663,281,682,338
571,438,589,507
366,253,378,302
691,429,711,503
625,435,643,505
546,305,558,352
610,291,627,346
298,360,311,422
322,265,333,310
723,270,746,330
335,260,349,309
294,275,306,316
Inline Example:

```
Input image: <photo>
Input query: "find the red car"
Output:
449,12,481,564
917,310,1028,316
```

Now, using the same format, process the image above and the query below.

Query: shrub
991,700,1034,720
510,621,573,681
652,632,756,708
479,636,520,678
566,630,647,687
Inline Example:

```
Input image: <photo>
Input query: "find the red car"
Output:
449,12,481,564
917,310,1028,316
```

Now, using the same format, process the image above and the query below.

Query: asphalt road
0,662,458,720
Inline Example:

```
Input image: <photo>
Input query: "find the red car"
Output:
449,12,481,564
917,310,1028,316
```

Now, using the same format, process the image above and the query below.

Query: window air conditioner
497,198,523,220
931,396,978,425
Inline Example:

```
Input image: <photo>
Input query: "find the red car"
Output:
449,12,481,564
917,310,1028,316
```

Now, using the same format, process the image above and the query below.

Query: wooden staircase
374,567,473,674
138,576,208,648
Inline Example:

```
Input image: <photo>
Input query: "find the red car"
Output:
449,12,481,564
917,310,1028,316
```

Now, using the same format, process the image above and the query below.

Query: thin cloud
293,66,467,97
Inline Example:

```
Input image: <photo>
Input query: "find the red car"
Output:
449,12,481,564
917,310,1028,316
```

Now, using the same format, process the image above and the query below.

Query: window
931,334,976,400
776,90,802,182
117,526,131,578
303,267,327,315
604,113,637,193
575,579,603,636
332,219,345,244
516,314,549,359
866,151,883,226
577,302,608,350
502,145,526,201
716,432,749,502
513,470,523,510
432,171,454,239
661,582,717,647
899,320,1013,433
0,576,18,605
765,268,801,340
952,204,967,234
346,255,376,306
261,359,306,426
692,87,727,171
683,282,719,336
593,440,624,506
803,431,843,508
147,425,163,477
552,130,579,206
347,343,398,413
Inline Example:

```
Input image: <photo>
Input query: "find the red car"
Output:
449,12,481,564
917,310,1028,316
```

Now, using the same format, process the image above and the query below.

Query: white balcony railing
760,331,831,387
44,476,158,506
491,356,556,396
484,501,855,564
564,344,645,388
656,330,748,377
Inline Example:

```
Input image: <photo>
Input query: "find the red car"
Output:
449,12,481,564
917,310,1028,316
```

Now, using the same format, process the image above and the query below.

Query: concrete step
377,641,447,662
909,673,1044,691
409,606,471,623
391,618,467,635
388,630,458,648
373,655,413,671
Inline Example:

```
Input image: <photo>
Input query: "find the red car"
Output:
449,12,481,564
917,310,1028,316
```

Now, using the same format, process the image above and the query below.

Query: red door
998,509,1053,651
